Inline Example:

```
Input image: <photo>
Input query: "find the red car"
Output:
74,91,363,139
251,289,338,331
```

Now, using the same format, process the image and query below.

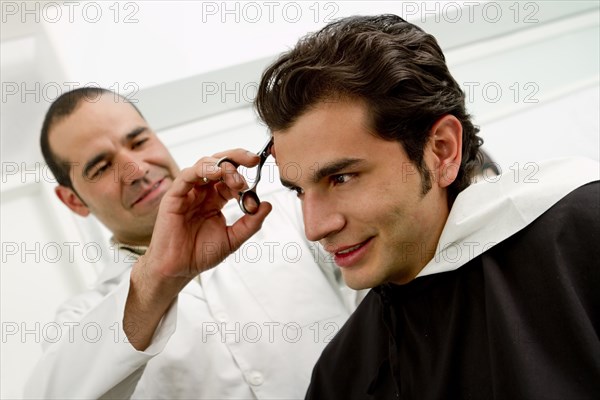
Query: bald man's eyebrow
83,152,109,179
280,158,365,188
83,127,148,179
124,126,148,143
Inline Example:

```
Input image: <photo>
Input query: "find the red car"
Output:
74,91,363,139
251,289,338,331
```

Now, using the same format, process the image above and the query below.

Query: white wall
1,1,599,398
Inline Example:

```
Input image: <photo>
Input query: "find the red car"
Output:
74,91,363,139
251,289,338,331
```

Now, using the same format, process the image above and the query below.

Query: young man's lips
329,238,373,268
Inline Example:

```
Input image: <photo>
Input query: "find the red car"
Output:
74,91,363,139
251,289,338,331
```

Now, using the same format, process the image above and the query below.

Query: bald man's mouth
130,178,165,208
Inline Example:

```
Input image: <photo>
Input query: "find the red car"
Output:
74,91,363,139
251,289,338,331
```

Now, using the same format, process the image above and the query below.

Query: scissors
216,137,273,215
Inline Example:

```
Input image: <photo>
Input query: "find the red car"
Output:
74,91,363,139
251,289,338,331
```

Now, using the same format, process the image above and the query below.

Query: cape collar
416,157,599,278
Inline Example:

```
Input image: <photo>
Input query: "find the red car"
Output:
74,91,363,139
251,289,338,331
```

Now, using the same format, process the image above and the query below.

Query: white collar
417,157,599,278
95,240,145,285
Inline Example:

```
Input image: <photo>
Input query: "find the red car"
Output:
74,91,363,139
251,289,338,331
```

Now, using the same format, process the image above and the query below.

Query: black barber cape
306,159,600,400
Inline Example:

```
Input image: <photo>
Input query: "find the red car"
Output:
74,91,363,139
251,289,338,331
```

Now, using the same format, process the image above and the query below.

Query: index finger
168,158,223,198
212,148,261,168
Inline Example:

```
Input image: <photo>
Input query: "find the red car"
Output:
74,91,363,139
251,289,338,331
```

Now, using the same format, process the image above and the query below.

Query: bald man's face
50,94,179,245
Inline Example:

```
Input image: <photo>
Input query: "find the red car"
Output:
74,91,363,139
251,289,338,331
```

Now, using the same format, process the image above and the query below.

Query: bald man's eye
91,163,111,179
132,138,148,149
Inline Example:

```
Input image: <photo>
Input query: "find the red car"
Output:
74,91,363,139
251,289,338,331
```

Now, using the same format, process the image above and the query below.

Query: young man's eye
287,186,304,198
331,173,355,185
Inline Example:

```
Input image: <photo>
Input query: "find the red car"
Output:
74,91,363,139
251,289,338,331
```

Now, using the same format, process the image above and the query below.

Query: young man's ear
427,115,463,188
55,185,90,217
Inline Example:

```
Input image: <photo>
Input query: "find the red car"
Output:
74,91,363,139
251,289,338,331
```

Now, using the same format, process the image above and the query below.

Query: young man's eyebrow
279,158,365,188
311,158,365,183
280,177,297,190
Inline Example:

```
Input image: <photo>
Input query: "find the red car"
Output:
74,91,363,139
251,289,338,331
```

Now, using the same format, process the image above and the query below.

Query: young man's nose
302,191,345,242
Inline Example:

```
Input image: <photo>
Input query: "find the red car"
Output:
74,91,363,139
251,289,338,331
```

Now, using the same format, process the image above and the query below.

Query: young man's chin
340,268,380,291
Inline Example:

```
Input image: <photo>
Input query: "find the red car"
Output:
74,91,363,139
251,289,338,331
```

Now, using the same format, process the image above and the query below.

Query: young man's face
49,94,180,245
274,99,451,289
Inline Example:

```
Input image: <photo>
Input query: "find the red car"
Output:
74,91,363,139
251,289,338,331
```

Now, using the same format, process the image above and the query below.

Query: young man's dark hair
254,14,600,400
40,87,143,188
256,14,482,200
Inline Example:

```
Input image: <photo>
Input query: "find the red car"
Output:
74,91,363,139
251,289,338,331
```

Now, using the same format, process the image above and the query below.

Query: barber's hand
125,149,271,351
143,148,272,281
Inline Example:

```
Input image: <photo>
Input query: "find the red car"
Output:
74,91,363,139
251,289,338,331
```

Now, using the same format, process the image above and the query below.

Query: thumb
227,201,273,251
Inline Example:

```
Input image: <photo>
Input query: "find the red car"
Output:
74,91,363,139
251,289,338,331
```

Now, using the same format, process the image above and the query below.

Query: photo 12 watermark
1,81,139,104
463,81,540,104
2,241,108,264
1,1,140,24
201,320,340,344
399,1,540,24
201,81,259,104
0,239,336,265
1,319,340,345
199,1,340,24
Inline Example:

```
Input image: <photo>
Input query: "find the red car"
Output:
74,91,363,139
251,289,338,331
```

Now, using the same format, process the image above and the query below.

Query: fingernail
243,196,259,214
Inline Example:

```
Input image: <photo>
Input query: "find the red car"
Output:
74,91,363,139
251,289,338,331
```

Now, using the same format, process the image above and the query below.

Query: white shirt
24,190,364,399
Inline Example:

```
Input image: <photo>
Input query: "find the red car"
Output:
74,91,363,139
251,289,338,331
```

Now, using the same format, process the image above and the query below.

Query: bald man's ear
55,185,90,217
428,115,463,188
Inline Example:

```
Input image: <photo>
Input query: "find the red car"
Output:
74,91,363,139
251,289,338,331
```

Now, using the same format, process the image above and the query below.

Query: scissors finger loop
215,157,239,168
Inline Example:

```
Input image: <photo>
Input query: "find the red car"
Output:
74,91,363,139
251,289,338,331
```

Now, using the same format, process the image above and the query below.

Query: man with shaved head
26,87,362,399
